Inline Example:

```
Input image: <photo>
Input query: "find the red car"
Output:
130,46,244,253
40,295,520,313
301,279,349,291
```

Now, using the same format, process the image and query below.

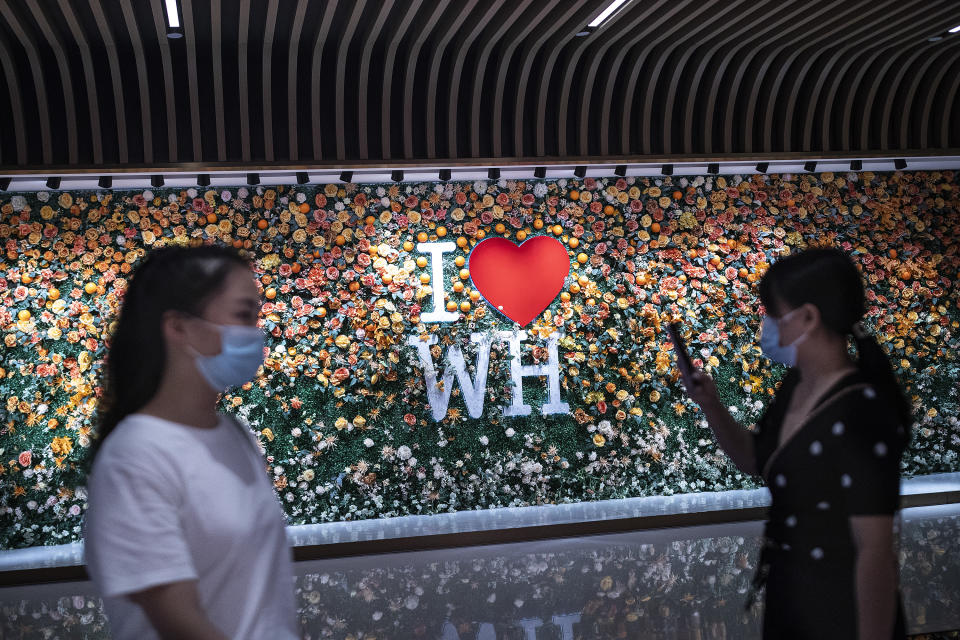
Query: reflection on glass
2,508,958,639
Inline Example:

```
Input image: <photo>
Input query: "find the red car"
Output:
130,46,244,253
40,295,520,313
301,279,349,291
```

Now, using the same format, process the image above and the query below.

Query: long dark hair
89,244,251,464
758,247,912,428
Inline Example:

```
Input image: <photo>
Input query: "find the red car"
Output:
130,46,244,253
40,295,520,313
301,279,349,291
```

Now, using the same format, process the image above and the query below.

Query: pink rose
403,413,417,426
18,451,31,467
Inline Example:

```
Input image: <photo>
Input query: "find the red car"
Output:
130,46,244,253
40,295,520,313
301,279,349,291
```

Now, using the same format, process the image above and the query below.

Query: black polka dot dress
752,369,908,639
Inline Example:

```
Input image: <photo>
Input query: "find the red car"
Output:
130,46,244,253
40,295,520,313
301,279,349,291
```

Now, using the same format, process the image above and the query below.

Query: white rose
505,428,515,438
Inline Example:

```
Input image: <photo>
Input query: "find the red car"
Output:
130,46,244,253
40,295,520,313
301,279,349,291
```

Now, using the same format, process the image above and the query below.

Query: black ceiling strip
261,0,279,162
181,0,202,161
356,0,396,160
918,45,960,148
237,0,251,161
87,0,129,164
0,25,26,164
793,0,915,153
401,1,449,159
27,2,78,164
334,1,366,161
639,0,739,156
800,0,909,152
598,0,693,157
512,1,585,159
380,0,423,161
734,0,860,154
424,0,480,159
285,0,309,162
57,0,102,165
0,3,53,164
309,0,338,162
118,0,153,163
841,2,954,152
491,1,560,158
148,0,179,163
468,0,533,158
575,0,667,157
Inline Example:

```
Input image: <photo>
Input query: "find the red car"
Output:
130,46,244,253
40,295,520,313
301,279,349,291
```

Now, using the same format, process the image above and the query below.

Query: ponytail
852,322,913,432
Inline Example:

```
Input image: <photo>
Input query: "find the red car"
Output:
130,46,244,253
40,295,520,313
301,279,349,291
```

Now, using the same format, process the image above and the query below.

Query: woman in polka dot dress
682,248,911,640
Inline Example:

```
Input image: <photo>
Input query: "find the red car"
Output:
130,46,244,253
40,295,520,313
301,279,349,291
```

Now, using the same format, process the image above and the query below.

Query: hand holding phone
667,321,696,386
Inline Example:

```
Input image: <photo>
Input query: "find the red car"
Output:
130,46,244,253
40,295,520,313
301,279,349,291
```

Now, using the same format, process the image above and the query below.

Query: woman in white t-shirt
83,245,301,640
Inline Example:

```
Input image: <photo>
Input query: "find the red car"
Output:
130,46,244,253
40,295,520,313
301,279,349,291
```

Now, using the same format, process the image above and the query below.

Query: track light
661,164,673,176
0,177,10,191
296,172,310,185
151,175,164,188
247,173,260,185
573,166,587,178
850,160,862,171
439,169,451,181
534,167,546,179
46,177,61,190
707,163,719,174
488,168,500,180
98,176,112,189
804,161,817,172
894,159,907,170
755,162,768,173
338,171,353,183
614,165,627,177
197,174,210,186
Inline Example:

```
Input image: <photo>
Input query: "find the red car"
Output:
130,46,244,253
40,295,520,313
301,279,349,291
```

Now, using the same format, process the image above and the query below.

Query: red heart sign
468,236,570,326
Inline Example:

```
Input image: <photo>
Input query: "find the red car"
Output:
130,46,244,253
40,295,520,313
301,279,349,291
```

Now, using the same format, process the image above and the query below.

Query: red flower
596,400,607,414
315,194,327,208
332,367,350,382
521,193,536,206
18,451,31,467
403,413,417,426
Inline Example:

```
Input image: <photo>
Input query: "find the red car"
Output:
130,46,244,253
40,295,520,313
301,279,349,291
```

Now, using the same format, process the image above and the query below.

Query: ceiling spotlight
661,164,673,176
575,30,592,37
534,167,547,179
755,162,768,173
151,175,164,188
573,166,587,178
247,173,260,185
850,160,862,171
614,165,627,177
439,169,451,181
46,177,61,189
928,35,944,42
165,0,183,38
0,177,11,191
339,171,353,183
296,172,310,185
391,170,403,182
98,176,112,189
707,163,719,174
894,158,907,170
950,24,960,33
804,161,817,172
488,168,501,180
588,0,631,28
197,174,211,186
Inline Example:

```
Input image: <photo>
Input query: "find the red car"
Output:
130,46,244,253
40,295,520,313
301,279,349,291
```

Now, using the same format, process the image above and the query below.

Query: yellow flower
58,193,73,208
593,433,606,447
335,335,351,349
335,417,349,430
51,436,73,456
649,390,661,403
353,416,367,429
261,428,274,442
648,187,661,197
600,576,613,590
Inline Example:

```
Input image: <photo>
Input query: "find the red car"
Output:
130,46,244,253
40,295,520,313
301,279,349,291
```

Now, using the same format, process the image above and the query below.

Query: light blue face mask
760,309,807,367
187,318,266,391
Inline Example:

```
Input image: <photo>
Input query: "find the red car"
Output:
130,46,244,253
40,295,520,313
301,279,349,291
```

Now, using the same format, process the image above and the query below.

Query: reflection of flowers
0,170,958,548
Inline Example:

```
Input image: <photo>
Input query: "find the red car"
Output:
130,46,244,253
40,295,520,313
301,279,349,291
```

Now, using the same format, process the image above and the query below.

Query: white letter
497,331,570,417
407,333,493,421
417,241,459,323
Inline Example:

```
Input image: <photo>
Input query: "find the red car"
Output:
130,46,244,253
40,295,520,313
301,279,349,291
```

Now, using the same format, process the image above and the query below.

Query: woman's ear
801,302,822,332
160,309,190,351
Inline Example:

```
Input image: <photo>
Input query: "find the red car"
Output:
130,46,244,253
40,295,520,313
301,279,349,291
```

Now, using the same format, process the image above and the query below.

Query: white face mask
186,318,265,391
759,308,809,367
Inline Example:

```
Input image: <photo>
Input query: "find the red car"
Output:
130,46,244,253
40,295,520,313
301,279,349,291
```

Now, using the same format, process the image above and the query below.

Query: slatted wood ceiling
0,0,958,169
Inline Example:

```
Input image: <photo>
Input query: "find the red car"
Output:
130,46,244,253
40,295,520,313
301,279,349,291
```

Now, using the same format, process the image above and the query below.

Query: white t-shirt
83,413,300,640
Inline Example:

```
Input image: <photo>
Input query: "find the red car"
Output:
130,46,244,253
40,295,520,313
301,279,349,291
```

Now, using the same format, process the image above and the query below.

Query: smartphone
667,322,694,380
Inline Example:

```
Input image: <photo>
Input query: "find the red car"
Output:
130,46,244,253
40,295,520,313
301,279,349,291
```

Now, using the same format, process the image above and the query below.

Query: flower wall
1,170,958,549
